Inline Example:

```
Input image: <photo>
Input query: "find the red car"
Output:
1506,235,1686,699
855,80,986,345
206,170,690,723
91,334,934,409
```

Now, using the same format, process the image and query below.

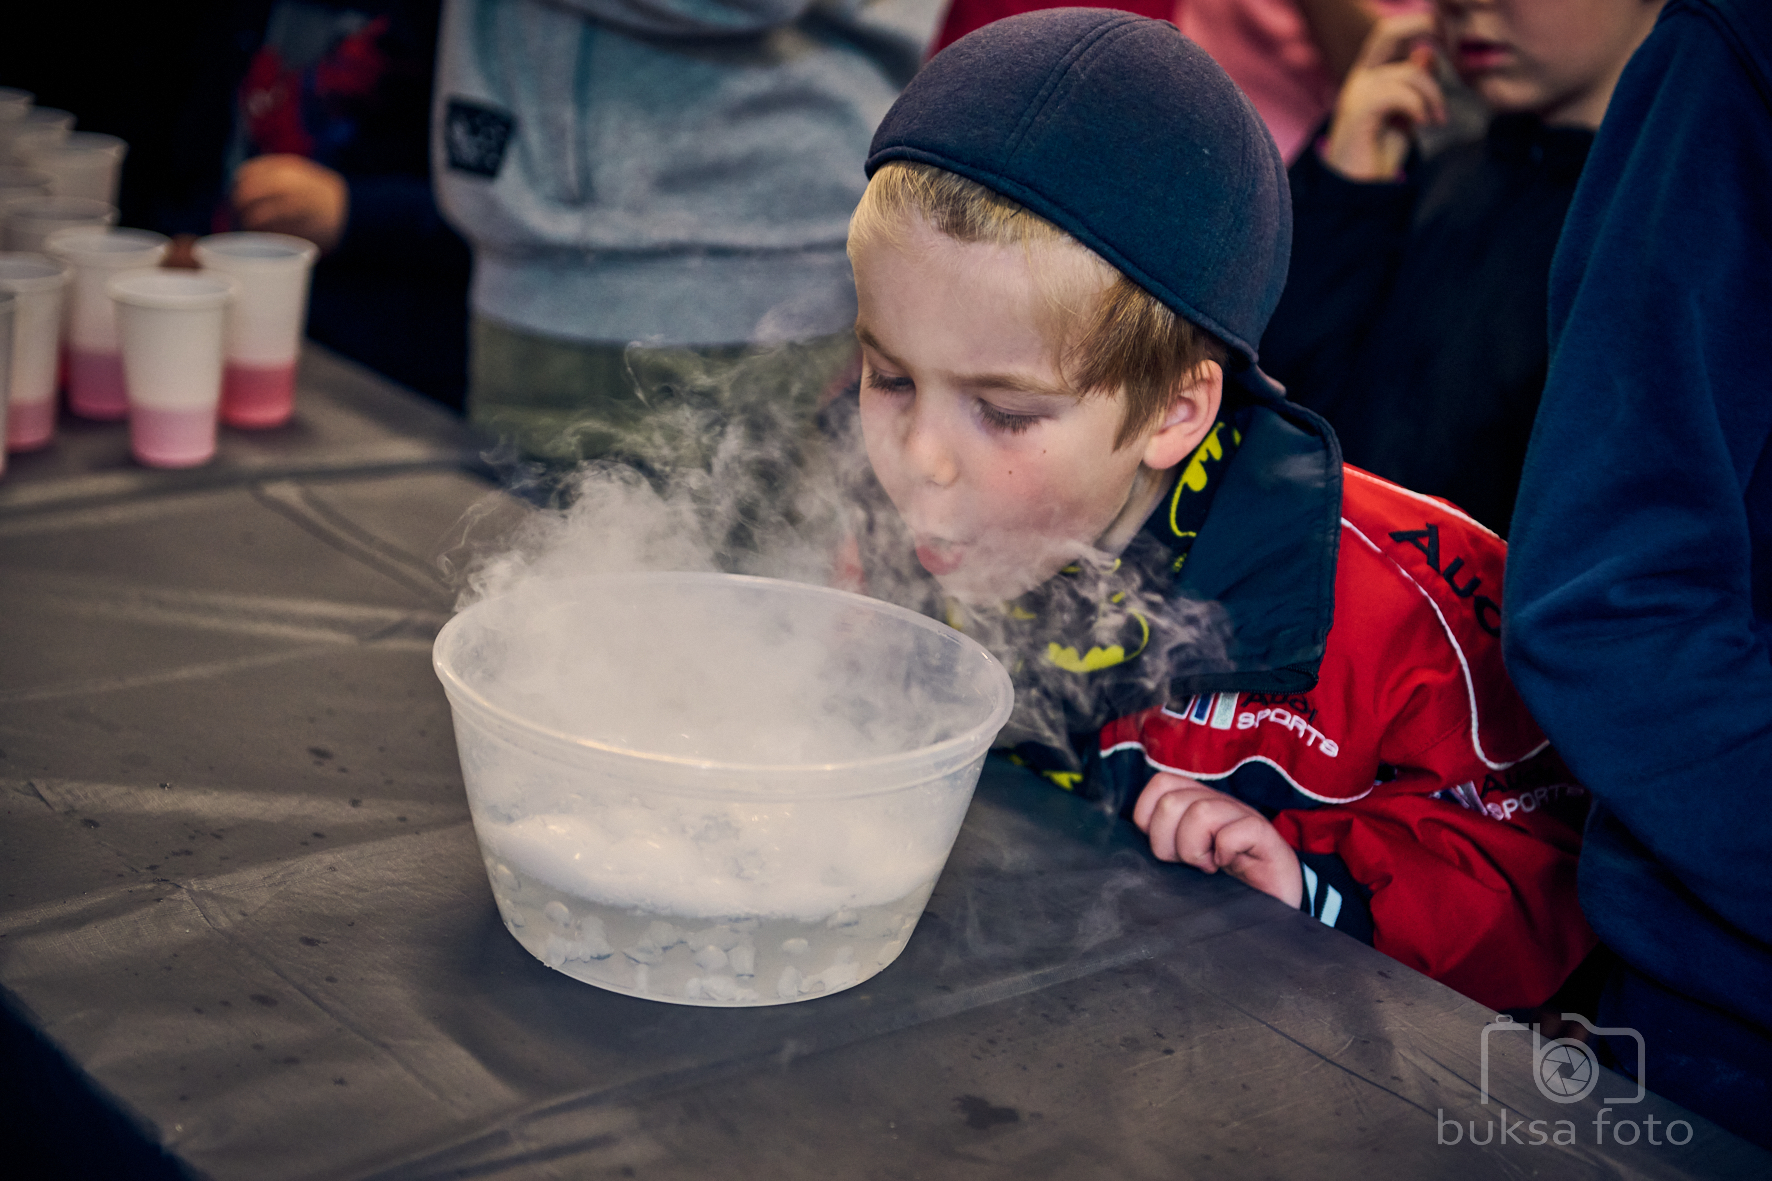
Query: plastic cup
19,107,72,133
0,90,36,165
0,165,52,202
4,195,116,254
434,572,1014,1006
4,107,73,166
192,232,316,429
108,268,236,468
0,253,70,451
45,227,168,420
0,291,14,478
28,132,127,205
0,169,52,250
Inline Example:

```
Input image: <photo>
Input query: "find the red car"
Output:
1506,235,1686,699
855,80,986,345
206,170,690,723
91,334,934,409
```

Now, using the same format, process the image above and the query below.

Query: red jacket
1099,465,1595,1010
841,388,1593,1012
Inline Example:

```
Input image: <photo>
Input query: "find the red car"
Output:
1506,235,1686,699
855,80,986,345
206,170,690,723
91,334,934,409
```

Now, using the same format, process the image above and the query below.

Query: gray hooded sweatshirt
433,0,938,347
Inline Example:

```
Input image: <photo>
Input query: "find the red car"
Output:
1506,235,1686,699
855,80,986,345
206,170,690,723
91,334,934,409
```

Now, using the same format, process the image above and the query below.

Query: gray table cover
0,348,1763,1179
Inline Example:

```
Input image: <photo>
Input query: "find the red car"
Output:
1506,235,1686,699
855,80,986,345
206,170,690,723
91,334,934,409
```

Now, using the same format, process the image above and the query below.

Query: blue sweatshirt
1503,0,1772,1036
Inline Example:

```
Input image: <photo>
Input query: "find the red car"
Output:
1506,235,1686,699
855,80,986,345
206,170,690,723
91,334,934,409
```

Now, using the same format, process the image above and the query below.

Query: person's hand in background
231,154,348,253
1322,12,1446,181
163,233,200,268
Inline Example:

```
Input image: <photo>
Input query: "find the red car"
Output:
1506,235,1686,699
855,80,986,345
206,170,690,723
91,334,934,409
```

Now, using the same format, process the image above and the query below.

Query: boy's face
852,217,1213,604
1435,0,1661,125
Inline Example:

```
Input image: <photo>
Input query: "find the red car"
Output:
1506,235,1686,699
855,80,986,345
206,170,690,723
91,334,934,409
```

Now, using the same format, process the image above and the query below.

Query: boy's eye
865,371,914,394
977,401,1041,435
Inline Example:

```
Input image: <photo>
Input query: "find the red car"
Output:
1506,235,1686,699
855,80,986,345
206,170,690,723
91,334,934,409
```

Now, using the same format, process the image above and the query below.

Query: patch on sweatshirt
444,98,515,179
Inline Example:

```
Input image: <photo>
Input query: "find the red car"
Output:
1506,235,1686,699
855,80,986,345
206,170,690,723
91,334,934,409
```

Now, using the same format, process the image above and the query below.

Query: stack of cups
0,166,52,246
0,290,13,477
0,253,70,451
5,107,73,165
45,227,168,420
0,96,33,474
193,232,316,428
107,269,237,468
28,132,127,205
0,166,51,204
5,195,116,253
0,89,34,164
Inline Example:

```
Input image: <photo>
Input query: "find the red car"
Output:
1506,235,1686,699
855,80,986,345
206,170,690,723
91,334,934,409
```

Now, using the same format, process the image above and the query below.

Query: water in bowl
435,573,1012,1005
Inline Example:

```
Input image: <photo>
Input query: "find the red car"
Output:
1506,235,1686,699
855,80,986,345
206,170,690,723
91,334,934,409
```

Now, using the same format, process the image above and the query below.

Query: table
1,348,1764,1179
0,345,486,515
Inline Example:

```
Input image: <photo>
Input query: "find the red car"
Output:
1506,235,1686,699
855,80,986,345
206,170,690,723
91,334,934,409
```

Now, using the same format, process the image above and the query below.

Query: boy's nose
903,404,960,488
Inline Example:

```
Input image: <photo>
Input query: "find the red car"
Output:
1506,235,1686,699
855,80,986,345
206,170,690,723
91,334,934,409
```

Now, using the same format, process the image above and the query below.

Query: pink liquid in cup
67,348,130,419
130,405,217,468
220,361,297,428
6,398,56,451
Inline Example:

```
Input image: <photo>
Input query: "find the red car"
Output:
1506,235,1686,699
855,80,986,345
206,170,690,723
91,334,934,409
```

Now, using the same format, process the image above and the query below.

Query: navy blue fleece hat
866,9,1291,399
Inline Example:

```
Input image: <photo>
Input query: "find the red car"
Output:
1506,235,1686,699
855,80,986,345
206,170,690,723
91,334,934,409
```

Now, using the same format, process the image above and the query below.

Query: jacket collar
1164,396,1341,697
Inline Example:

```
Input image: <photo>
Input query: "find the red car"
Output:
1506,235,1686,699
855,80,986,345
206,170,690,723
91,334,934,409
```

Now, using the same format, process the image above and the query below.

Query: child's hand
1132,773,1304,908
231,155,349,253
1322,12,1447,182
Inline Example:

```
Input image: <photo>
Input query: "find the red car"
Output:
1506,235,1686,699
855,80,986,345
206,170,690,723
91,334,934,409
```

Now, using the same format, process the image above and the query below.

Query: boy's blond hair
850,161,1228,448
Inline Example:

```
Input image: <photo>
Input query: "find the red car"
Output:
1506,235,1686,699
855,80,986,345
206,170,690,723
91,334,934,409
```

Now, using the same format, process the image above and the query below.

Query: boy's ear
1141,361,1223,471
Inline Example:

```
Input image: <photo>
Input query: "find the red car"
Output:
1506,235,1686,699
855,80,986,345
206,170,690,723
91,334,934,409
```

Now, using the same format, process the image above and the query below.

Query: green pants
468,317,859,469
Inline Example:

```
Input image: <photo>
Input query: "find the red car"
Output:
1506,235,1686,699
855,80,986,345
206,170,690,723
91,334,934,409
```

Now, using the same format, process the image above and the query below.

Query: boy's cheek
858,421,946,537
856,397,905,494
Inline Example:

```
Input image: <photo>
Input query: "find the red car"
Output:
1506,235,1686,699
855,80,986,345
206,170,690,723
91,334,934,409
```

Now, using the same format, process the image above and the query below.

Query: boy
1259,0,1666,535
844,9,1592,1012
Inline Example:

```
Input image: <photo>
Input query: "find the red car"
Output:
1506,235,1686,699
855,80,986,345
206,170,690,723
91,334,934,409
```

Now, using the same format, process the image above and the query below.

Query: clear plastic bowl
433,572,1014,1005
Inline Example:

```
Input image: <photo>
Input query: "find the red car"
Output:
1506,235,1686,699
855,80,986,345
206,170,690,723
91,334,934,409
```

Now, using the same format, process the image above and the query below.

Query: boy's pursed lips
915,537,966,576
